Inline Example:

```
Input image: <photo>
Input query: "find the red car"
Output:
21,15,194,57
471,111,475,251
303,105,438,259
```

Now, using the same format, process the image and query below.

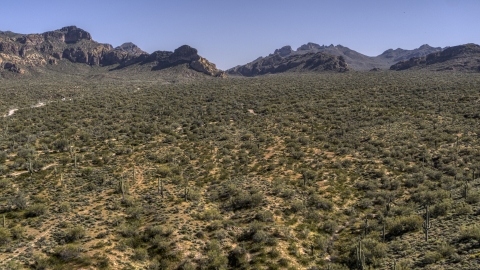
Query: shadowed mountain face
0,26,225,77
229,42,443,73
227,51,349,76
390,43,480,72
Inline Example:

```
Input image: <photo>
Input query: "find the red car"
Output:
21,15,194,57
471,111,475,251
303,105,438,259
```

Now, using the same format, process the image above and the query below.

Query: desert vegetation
1,70,480,269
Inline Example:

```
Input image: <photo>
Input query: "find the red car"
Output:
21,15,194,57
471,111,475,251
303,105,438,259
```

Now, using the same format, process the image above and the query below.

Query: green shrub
54,244,82,262
459,225,480,242
423,251,442,265
63,226,86,243
387,215,422,236
0,227,11,245
25,204,48,217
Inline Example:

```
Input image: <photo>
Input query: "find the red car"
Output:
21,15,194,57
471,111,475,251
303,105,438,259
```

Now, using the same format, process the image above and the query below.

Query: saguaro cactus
120,178,127,200
464,181,469,199
363,217,368,238
382,221,386,242
422,204,432,242
356,241,366,270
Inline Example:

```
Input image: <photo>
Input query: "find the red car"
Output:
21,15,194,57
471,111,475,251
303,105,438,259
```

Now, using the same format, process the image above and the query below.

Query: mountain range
0,26,225,77
227,43,444,75
1,26,480,78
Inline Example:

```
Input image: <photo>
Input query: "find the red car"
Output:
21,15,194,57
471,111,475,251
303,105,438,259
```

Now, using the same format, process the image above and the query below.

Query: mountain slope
0,26,225,77
377,44,442,64
390,43,480,72
229,43,443,73
227,50,349,76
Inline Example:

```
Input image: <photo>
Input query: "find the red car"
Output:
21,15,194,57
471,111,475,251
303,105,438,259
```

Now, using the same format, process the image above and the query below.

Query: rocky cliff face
228,51,349,76
390,43,480,71
0,26,225,77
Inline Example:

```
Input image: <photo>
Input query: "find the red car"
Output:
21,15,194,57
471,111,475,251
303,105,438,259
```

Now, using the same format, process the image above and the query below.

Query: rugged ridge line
230,42,443,73
390,43,480,72
0,26,225,77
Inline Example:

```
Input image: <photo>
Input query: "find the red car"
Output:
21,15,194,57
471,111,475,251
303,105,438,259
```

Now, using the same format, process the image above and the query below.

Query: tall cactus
463,181,469,199
363,217,368,238
120,177,127,200
382,221,386,242
422,204,432,242
356,241,366,270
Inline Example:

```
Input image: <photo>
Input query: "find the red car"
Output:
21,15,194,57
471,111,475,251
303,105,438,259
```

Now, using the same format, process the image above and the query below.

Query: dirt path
9,163,57,177
3,108,18,117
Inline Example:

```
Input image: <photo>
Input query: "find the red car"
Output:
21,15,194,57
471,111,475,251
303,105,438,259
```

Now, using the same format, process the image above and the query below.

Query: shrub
459,225,480,242
58,202,71,213
308,195,333,211
466,191,480,204
198,208,222,221
0,151,7,163
53,139,69,152
132,248,148,261
431,200,452,218
9,192,28,210
255,210,274,222
25,204,48,217
387,215,423,236
0,227,11,245
63,226,86,243
423,251,442,265
54,244,82,262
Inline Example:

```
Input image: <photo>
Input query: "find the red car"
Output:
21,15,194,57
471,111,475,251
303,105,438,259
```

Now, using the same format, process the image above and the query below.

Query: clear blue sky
1,0,479,70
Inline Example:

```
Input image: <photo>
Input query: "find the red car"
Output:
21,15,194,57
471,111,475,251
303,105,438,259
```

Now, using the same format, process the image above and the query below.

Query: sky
1,0,479,70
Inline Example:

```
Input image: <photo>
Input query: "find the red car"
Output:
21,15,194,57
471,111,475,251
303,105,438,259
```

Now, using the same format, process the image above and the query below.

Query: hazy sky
1,0,479,69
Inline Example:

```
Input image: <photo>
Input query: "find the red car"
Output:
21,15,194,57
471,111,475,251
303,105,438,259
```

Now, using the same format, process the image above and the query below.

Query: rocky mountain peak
419,44,432,49
58,26,92,43
115,42,146,56
297,42,322,51
274,46,293,57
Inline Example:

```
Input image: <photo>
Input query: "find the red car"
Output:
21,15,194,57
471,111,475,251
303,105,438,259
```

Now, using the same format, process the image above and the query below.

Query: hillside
0,26,225,77
390,43,480,72
2,71,480,269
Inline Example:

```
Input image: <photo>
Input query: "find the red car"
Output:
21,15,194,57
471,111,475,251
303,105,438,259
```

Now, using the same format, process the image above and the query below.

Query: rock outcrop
0,26,225,77
152,45,225,77
390,43,480,72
